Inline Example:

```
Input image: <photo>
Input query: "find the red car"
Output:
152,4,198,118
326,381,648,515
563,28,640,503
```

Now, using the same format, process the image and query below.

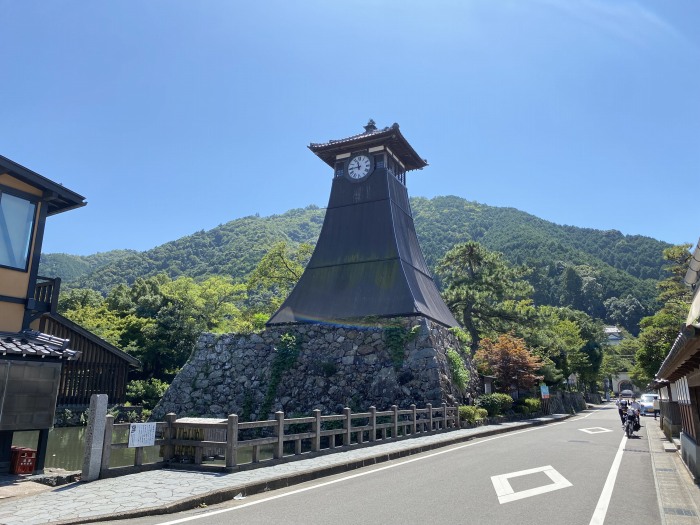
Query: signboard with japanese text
540,384,550,399
128,422,156,448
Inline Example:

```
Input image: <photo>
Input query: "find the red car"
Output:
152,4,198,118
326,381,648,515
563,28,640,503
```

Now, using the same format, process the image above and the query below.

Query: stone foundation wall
152,317,476,421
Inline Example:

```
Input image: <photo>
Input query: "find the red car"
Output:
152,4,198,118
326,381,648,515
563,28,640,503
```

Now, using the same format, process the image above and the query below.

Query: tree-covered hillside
39,196,670,333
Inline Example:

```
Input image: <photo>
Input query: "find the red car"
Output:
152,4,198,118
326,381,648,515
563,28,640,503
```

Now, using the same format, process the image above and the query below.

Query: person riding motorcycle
625,398,641,433
617,397,629,424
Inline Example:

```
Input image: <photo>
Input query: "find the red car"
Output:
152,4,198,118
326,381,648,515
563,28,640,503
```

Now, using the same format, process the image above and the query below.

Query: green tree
246,241,313,316
58,288,104,312
632,244,693,384
437,242,534,354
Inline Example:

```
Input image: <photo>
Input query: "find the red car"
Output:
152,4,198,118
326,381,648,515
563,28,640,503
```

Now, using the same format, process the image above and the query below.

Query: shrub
459,405,488,424
514,405,529,415
126,378,170,410
522,397,541,414
476,393,514,416
446,348,470,391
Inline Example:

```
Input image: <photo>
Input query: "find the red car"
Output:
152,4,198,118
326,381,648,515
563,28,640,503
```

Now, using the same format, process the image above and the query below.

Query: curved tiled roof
309,122,428,172
0,330,81,360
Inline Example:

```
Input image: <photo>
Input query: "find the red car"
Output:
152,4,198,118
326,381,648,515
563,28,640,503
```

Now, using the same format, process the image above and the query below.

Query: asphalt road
94,405,660,525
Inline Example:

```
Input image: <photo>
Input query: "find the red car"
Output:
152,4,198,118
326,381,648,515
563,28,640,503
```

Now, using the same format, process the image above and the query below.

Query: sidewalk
0,414,570,525
645,415,700,524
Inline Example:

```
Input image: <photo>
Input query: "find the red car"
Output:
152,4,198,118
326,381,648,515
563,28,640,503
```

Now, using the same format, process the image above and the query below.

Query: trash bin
10,447,36,475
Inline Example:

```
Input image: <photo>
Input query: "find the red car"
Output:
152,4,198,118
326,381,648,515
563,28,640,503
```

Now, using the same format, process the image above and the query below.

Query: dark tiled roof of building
309,122,428,172
0,330,81,360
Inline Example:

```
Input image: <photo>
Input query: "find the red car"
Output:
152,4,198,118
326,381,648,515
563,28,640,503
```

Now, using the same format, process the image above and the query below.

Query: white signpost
128,422,157,448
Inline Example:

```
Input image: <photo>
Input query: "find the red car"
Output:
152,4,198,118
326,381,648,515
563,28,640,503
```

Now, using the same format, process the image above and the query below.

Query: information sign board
128,422,156,448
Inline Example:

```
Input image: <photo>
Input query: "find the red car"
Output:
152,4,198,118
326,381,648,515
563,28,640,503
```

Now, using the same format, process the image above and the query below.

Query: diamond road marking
491,465,573,504
580,427,613,434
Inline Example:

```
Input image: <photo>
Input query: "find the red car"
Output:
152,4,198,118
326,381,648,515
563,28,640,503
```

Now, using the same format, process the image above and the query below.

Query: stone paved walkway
646,417,700,524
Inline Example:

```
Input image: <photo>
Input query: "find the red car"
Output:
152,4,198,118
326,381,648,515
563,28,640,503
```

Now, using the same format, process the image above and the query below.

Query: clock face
347,154,373,180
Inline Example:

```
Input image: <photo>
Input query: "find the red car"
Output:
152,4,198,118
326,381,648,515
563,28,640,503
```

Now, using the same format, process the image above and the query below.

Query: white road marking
580,427,612,434
491,465,573,504
589,433,627,525
153,410,601,525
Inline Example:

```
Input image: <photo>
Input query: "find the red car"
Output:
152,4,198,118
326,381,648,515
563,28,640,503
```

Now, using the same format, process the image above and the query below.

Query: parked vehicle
639,393,659,416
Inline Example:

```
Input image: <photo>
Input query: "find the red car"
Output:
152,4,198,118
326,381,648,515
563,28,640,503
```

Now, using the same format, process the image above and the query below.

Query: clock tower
267,121,458,328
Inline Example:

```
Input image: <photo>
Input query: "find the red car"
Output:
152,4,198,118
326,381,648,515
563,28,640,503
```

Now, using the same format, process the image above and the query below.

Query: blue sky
1,1,698,255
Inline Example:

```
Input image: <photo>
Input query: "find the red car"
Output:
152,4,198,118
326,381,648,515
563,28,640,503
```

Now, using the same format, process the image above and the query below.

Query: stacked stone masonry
152,317,476,421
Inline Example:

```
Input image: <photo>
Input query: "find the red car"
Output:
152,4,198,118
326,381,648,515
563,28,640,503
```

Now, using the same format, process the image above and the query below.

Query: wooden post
411,404,417,434
226,414,238,468
163,413,177,462
442,403,448,430
274,411,284,459
427,403,433,432
312,409,321,452
343,407,352,446
252,445,260,463
369,406,376,442
454,404,460,429
392,405,398,439
99,414,114,477
134,446,144,467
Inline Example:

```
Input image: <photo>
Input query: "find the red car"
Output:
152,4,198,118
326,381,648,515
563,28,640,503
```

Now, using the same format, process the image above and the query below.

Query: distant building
604,326,623,346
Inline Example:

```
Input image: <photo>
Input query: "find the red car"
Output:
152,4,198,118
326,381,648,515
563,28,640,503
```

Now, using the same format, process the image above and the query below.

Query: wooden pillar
343,407,352,446
369,407,376,442
312,410,321,452
226,414,238,468
162,413,177,462
274,411,285,459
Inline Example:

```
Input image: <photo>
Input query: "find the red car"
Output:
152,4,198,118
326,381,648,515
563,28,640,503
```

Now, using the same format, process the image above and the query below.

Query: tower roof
309,122,428,172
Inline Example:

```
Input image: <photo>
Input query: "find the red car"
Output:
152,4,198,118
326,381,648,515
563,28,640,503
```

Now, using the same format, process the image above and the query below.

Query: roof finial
363,119,377,133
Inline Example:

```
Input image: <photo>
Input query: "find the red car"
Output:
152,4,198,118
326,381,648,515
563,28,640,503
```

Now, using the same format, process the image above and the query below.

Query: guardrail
100,403,459,477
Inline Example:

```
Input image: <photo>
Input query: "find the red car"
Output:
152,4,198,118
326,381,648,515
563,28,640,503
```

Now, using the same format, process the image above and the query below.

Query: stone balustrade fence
98,403,459,478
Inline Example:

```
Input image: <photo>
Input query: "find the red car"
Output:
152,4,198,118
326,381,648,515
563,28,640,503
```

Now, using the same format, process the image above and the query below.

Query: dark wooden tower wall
268,123,458,327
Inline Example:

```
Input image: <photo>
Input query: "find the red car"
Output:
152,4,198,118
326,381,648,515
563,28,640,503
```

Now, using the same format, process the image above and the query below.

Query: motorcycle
624,408,640,437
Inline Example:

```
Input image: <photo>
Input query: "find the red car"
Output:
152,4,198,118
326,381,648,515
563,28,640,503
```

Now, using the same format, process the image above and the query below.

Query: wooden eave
0,154,86,216
44,312,141,368
309,123,428,172
656,326,700,382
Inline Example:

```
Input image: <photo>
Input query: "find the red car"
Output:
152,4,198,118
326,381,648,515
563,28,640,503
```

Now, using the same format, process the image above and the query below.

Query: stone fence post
81,393,108,482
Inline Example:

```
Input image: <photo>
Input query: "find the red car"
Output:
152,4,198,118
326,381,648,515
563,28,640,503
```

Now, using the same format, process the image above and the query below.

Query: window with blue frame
0,190,37,271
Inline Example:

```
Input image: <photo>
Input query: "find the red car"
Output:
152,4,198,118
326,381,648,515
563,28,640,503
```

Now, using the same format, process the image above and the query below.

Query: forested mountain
39,196,670,332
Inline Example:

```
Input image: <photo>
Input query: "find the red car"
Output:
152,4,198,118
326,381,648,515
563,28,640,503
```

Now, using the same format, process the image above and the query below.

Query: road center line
155,411,600,525
589,433,627,525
